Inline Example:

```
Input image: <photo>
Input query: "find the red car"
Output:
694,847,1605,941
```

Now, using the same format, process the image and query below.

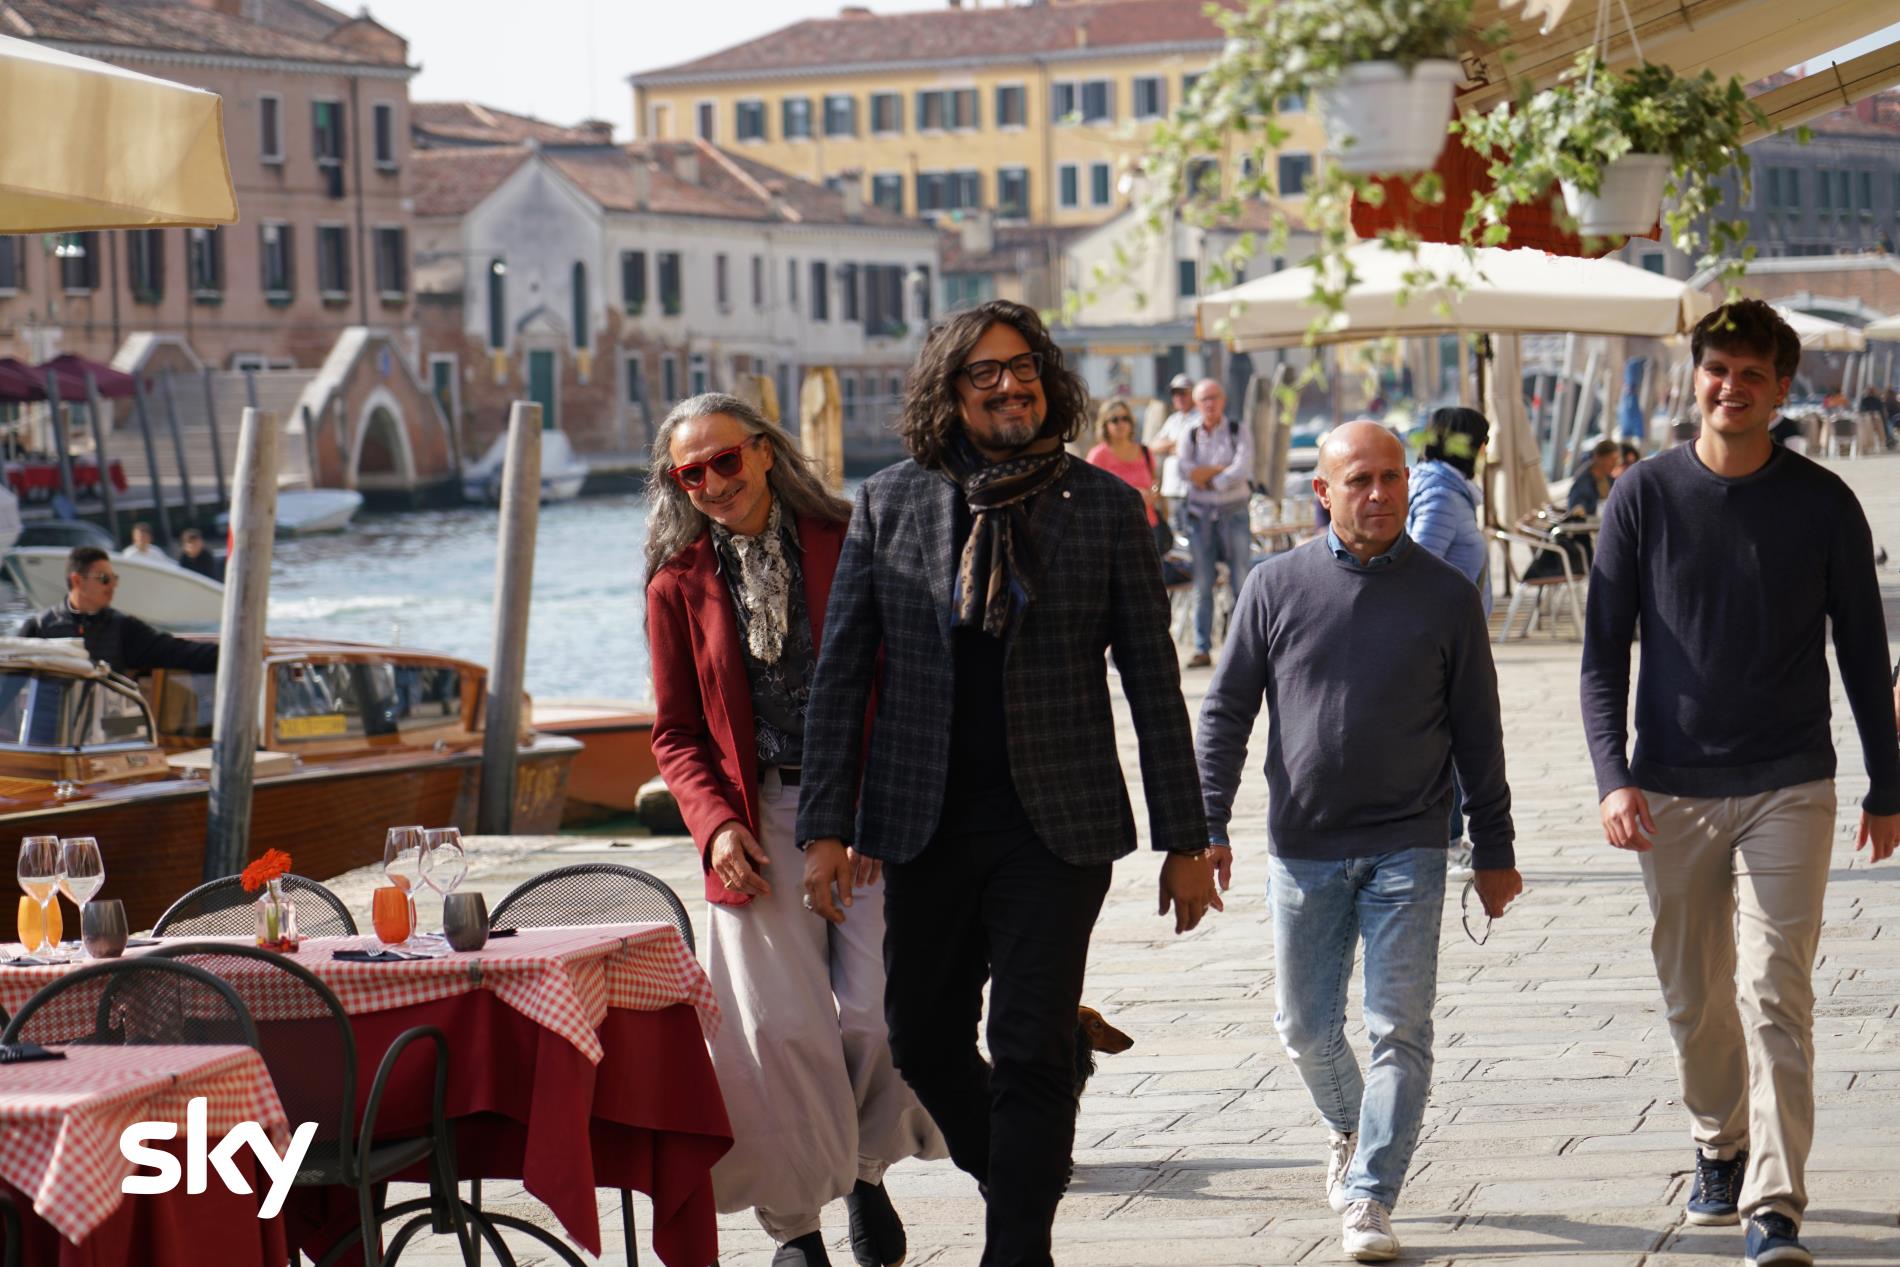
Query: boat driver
16,546,219,677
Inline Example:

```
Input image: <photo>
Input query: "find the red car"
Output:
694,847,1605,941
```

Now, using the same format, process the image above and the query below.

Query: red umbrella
36,354,137,400
0,357,46,403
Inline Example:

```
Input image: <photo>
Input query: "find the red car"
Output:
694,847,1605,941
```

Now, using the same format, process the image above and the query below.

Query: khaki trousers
1639,779,1835,1224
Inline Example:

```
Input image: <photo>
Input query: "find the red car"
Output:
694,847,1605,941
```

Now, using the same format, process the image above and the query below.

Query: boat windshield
0,671,155,751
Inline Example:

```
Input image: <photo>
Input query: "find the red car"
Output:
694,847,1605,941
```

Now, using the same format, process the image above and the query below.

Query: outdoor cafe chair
2,958,255,1049
481,863,700,1265
151,942,491,1267
153,873,359,938
1489,525,1588,644
1826,414,1861,461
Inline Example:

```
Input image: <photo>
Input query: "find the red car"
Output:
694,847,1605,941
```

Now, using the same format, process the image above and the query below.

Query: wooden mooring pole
478,401,542,835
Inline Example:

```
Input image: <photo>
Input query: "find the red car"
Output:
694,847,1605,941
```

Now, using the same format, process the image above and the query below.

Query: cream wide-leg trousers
706,768,945,1243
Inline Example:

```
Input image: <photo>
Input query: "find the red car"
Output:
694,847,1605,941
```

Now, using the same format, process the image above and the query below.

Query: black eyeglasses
669,436,757,491
959,353,1042,391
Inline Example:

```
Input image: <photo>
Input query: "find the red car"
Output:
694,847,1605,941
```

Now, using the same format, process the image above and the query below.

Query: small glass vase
255,879,300,951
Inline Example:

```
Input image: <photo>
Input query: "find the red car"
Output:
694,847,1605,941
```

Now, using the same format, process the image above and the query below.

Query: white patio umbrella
1857,313,1900,342
1771,306,1866,352
0,34,236,232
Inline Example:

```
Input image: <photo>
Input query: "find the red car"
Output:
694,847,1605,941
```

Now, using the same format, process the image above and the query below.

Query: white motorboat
2,546,224,628
277,487,363,535
461,428,590,504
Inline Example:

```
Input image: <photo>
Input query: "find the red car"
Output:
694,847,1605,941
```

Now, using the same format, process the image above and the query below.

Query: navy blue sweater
1580,443,1900,813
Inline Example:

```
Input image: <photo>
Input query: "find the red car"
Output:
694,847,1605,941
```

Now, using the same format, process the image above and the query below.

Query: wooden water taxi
529,699,657,825
0,635,579,937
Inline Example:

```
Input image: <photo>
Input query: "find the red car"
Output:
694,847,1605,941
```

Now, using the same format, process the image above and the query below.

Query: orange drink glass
17,894,61,950
371,885,416,947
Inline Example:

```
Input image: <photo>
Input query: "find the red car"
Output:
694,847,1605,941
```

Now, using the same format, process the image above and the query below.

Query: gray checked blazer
795,454,1208,865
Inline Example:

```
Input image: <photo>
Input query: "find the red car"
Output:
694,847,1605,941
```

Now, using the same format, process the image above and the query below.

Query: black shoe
772,1231,833,1267
1744,1211,1812,1267
844,1179,906,1267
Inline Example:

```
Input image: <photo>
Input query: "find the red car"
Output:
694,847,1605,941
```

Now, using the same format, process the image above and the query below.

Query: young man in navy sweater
1581,300,1900,1267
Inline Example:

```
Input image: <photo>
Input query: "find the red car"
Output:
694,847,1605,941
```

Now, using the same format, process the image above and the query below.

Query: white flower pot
1561,153,1671,236
1315,60,1461,174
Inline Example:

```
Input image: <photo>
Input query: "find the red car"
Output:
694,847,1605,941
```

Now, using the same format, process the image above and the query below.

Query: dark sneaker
1745,1212,1811,1267
1686,1150,1747,1226
1185,652,1212,668
844,1179,906,1267
772,1231,833,1267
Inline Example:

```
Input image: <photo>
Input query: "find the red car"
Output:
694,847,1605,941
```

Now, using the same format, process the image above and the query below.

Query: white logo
119,1097,318,1219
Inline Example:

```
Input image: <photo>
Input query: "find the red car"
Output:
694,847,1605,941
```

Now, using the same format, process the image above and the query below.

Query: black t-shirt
1769,415,1801,446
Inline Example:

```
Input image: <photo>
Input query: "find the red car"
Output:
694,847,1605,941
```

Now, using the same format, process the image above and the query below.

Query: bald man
1195,423,1523,1262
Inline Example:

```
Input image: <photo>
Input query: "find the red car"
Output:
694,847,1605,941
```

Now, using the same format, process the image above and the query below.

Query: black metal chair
479,864,698,1266
489,862,695,955
2,958,256,1048
151,942,497,1267
153,872,359,938
1,1190,17,1267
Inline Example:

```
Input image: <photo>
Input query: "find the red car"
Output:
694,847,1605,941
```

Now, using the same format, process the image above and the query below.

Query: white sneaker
1447,840,1474,879
1325,1130,1357,1212
1342,1198,1400,1262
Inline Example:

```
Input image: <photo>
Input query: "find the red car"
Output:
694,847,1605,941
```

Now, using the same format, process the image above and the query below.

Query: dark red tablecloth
5,1149,289,1267
283,994,730,1267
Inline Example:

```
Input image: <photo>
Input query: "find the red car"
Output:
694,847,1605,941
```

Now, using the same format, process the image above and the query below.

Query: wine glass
421,828,466,898
17,835,64,961
59,838,103,957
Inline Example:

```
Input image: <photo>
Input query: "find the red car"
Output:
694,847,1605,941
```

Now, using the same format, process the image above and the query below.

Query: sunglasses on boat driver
669,436,760,491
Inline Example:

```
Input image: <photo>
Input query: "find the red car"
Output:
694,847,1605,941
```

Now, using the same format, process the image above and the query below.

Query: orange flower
240,848,294,893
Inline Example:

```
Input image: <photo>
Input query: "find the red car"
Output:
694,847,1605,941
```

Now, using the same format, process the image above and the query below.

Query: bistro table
0,923,731,1267
0,1044,290,1267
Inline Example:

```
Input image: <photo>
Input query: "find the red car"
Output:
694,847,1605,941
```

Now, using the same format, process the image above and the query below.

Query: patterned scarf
943,439,1070,639
713,498,792,665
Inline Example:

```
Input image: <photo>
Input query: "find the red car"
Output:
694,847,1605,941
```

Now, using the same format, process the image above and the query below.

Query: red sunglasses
670,436,758,490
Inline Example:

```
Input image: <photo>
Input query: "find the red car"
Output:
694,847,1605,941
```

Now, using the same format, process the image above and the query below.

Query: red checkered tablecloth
0,1044,287,1245
0,923,719,1065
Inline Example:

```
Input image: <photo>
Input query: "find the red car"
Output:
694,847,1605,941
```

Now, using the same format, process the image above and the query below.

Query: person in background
176,528,224,583
1614,443,1642,478
17,546,218,676
1145,373,1199,534
1087,399,1170,565
1567,439,1620,516
1179,378,1255,669
120,521,177,567
1405,406,1493,879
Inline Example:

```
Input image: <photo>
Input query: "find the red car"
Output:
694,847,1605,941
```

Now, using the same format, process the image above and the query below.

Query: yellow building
628,0,1325,230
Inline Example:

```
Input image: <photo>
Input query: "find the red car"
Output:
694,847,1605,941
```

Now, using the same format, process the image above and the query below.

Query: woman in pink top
1087,399,1176,573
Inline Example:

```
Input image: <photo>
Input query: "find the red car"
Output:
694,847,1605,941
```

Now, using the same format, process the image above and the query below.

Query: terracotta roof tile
632,0,1232,82
410,146,530,217
413,102,613,148
4,0,407,66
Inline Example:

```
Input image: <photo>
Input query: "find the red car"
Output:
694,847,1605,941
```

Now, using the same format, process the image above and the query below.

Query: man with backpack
1179,378,1254,668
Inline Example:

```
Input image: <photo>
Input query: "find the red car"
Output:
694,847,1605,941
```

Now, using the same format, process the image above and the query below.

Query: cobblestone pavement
360,453,1900,1266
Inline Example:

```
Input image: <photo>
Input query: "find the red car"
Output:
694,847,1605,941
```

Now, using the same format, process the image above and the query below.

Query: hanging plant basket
1560,152,1670,235
1318,60,1463,174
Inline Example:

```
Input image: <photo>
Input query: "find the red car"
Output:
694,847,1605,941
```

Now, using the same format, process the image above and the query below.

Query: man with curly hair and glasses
798,300,1219,1267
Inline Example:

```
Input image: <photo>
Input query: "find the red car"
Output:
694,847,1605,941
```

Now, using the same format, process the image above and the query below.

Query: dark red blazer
647,513,847,907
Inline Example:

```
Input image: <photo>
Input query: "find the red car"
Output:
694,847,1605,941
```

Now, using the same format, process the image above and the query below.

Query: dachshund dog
1073,1005,1134,1100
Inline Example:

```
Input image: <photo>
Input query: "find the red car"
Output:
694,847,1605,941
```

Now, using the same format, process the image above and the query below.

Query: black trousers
882,825,1113,1267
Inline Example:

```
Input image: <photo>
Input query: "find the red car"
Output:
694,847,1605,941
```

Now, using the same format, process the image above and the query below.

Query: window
187,227,223,296
824,94,857,137
915,88,977,131
648,102,672,139
661,353,679,402
715,253,730,310
689,352,709,395
782,97,813,140
1639,251,1666,275
696,101,716,141
1277,91,1308,113
995,84,1026,128
486,259,506,349
870,91,901,134
58,232,98,292
1767,167,1801,210
129,229,165,302
376,227,406,299
1133,76,1166,119
1186,157,1220,197
1277,152,1313,195
1182,71,1203,98
1052,81,1076,122
259,94,283,163
810,260,829,321
997,167,1030,219
316,225,349,298
373,103,396,169
626,354,647,411
1058,163,1079,209
840,262,859,322
916,264,930,321
944,273,993,311
751,254,764,308
430,353,458,430
0,237,21,293
258,223,291,298
1860,170,1875,212
621,249,647,314
915,170,981,214
1177,259,1198,298
313,100,345,166
872,172,904,213
1080,80,1113,124
272,662,371,743
1818,170,1832,211
570,261,588,347
735,99,767,142
1090,162,1112,207
658,251,682,315
788,257,799,308
72,680,154,748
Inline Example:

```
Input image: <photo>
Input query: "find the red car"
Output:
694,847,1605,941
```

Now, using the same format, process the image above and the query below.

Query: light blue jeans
1188,501,1253,654
1268,847,1446,1210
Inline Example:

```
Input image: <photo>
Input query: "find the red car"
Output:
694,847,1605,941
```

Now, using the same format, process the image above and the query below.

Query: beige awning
1741,42,1900,141
1862,314,1900,342
0,34,237,233
1772,306,1866,351
1196,242,1713,350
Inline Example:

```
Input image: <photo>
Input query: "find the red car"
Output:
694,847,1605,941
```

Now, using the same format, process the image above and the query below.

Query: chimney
840,5,873,15
840,178,864,221
960,209,995,256
631,160,653,210
675,147,700,186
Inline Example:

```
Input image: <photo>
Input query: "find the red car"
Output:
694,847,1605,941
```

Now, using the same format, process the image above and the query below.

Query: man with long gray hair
646,393,944,1267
